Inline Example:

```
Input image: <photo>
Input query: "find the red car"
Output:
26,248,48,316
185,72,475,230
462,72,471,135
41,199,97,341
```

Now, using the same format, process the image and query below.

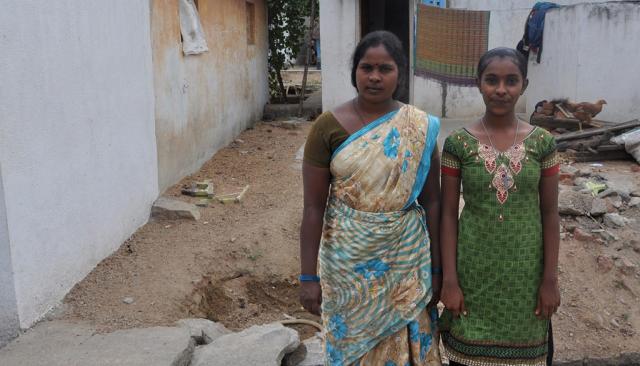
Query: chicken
575,99,607,117
562,99,607,129
572,109,592,127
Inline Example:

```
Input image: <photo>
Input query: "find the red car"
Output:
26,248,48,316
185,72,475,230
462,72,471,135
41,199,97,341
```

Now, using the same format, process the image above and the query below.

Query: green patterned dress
440,127,559,366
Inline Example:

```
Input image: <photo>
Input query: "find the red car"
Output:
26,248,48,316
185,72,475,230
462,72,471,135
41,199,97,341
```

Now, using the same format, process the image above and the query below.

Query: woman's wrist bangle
299,274,320,282
431,267,442,275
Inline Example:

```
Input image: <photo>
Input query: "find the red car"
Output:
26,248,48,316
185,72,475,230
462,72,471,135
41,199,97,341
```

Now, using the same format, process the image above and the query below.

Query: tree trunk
276,68,288,103
298,0,317,116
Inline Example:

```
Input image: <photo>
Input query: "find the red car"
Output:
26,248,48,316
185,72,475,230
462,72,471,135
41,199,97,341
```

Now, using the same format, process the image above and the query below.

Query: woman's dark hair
477,47,528,79
351,30,407,99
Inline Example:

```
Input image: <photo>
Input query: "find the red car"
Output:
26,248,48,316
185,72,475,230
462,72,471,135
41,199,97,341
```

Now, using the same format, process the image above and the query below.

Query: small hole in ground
183,275,321,339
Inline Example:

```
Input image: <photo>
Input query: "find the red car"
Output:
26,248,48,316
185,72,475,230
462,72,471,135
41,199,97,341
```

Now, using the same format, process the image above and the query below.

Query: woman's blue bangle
299,274,320,282
432,267,442,275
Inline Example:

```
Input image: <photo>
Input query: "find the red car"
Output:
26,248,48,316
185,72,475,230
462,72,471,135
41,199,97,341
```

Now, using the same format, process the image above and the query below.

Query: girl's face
355,45,399,104
477,57,528,116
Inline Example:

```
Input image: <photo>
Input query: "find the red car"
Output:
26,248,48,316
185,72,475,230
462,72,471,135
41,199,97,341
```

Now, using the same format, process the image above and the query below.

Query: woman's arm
418,148,441,306
440,172,466,317
299,162,331,315
536,173,561,319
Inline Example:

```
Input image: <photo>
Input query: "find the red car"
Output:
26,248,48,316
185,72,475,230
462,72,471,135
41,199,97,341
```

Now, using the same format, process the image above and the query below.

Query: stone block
152,197,200,221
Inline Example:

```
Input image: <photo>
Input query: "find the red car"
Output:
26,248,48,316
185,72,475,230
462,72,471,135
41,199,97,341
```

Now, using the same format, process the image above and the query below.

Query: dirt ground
63,121,640,362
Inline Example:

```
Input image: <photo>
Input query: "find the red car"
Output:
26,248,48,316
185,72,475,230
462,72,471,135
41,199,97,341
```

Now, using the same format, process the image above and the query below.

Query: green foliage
267,0,314,101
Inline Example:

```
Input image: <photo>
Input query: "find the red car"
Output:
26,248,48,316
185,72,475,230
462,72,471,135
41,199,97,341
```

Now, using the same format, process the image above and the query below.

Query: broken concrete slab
191,323,299,366
559,189,592,216
604,213,628,228
297,336,324,366
595,171,636,199
176,318,230,345
152,197,200,221
282,343,307,366
0,321,193,366
590,198,608,216
629,197,640,207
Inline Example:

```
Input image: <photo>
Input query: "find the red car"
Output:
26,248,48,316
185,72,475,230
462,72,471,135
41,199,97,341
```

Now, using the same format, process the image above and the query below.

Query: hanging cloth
517,2,559,63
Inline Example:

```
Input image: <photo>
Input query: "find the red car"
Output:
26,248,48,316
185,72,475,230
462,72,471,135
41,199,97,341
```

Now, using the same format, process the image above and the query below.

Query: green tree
267,0,314,102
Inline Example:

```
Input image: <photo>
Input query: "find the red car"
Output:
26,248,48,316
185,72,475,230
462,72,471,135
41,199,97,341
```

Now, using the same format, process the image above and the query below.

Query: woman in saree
299,31,443,366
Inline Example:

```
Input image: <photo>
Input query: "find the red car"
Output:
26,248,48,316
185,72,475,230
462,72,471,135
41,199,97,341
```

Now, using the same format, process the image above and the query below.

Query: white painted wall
448,0,628,11
527,2,640,123
413,0,631,117
0,164,19,347
319,0,359,111
0,0,158,330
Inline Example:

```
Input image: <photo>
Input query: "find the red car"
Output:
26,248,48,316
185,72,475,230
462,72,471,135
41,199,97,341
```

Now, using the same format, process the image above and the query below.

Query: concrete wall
0,165,19,347
152,0,269,192
527,2,640,122
0,0,158,331
447,0,629,11
319,0,360,111
413,0,631,118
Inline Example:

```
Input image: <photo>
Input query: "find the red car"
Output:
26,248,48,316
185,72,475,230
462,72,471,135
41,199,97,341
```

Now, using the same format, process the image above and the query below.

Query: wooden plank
591,119,618,128
531,115,602,131
555,104,575,118
555,119,640,142
556,134,610,152
571,149,632,162
597,144,626,152
531,116,587,130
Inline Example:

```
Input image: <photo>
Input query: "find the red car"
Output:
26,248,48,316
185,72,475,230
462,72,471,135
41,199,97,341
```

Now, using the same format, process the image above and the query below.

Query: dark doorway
360,0,410,103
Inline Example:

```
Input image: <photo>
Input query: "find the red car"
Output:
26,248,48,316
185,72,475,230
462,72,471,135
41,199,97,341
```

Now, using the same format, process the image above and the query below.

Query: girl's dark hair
351,30,407,99
477,47,528,79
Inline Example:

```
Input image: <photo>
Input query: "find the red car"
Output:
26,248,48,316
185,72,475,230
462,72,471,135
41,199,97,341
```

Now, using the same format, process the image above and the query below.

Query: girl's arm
418,148,441,306
440,171,466,317
299,162,331,315
536,173,561,319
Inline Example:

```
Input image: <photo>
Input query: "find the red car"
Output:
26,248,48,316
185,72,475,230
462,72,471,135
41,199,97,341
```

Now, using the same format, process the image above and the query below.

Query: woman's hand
299,282,322,316
428,273,442,308
441,281,467,318
535,278,560,319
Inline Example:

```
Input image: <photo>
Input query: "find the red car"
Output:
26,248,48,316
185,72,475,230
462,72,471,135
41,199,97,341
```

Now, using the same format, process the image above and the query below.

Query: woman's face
477,57,527,116
355,45,399,104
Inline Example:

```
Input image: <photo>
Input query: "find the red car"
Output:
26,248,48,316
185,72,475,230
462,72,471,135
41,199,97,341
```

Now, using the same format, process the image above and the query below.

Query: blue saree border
403,114,440,210
331,109,401,160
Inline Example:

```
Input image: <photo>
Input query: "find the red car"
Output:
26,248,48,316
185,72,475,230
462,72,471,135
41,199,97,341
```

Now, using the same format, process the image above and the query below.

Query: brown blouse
303,112,350,168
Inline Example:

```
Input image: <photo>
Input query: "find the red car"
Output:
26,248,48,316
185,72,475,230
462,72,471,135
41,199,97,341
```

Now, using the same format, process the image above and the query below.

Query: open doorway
360,0,410,103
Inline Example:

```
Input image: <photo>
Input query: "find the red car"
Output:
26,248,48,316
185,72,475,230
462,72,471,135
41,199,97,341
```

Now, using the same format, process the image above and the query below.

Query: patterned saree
318,105,441,366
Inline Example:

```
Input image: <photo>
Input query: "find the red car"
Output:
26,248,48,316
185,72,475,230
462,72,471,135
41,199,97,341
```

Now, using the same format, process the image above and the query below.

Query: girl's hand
428,273,442,308
441,281,467,318
535,278,560,319
299,282,322,316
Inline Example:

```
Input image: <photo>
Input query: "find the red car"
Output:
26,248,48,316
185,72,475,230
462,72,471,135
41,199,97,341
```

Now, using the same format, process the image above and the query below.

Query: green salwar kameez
440,127,559,366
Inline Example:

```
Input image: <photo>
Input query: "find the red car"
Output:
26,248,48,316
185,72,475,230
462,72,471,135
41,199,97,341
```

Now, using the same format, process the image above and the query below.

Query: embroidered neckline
459,128,537,206
478,142,526,205
461,126,538,152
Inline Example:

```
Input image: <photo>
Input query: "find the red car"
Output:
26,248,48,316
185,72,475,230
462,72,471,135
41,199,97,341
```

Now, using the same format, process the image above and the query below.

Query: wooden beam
555,119,640,142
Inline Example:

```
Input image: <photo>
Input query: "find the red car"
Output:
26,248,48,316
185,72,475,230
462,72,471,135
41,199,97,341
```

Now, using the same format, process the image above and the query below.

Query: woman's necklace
480,116,519,154
352,98,398,127
352,99,367,127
